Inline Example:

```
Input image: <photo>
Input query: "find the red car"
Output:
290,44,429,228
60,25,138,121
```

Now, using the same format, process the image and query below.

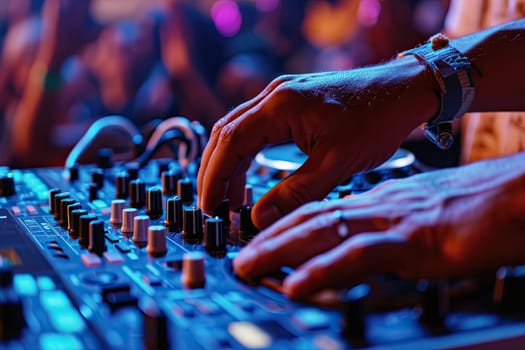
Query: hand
233,152,525,300
198,57,438,228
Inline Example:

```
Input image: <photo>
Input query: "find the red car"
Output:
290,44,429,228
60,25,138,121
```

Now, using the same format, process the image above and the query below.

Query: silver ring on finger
333,210,350,241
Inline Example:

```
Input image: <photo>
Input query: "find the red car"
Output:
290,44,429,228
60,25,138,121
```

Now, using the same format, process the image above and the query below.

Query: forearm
450,18,525,112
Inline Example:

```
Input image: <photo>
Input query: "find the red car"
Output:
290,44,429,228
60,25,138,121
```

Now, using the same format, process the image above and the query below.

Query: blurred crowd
0,0,449,168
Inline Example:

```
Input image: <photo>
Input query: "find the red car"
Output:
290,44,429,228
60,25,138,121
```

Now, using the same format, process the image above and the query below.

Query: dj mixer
1,133,525,349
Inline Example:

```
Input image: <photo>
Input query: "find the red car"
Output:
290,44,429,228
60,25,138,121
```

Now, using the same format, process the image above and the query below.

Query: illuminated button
50,310,86,333
26,204,37,214
11,206,21,215
193,300,221,315
291,309,330,331
103,251,124,264
37,276,56,291
81,253,102,267
228,322,272,349
40,333,83,350
40,290,71,309
14,274,38,296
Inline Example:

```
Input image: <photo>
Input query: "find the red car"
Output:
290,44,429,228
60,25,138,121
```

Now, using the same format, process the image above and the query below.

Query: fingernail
255,204,282,228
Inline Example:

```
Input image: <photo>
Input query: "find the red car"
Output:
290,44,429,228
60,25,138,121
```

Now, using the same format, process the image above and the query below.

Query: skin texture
197,18,525,299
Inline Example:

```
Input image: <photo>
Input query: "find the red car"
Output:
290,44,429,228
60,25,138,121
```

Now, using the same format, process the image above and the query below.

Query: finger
248,202,394,249
197,76,292,208
252,149,347,229
282,232,417,300
199,104,292,215
233,210,346,280
226,157,252,210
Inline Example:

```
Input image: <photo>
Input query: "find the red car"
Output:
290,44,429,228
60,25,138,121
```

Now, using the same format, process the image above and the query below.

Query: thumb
252,150,343,229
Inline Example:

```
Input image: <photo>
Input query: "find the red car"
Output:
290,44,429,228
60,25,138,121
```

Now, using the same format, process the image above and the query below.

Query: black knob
418,280,449,327
177,178,194,205
53,192,70,220
146,186,163,219
157,159,170,177
66,203,82,230
91,168,105,189
48,188,61,214
96,148,113,169
213,199,231,228
89,183,98,201
0,173,15,197
239,206,258,239
204,217,226,252
79,214,97,248
115,172,130,199
161,169,181,196
182,207,202,243
165,196,183,232
129,179,146,209
68,166,79,181
494,265,525,313
60,199,78,228
0,263,26,341
89,220,107,256
341,283,370,343
126,163,140,180
69,209,88,238
142,298,170,350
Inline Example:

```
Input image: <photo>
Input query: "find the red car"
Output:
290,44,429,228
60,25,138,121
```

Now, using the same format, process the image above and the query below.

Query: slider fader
1,150,525,350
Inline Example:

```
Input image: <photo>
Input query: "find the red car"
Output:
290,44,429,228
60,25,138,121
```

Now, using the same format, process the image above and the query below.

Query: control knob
0,173,15,197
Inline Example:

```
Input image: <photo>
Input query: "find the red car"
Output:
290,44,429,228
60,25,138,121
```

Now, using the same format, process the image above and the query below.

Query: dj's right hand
197,57,439,228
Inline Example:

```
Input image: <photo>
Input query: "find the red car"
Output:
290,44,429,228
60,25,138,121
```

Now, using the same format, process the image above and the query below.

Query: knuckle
217,120,240,145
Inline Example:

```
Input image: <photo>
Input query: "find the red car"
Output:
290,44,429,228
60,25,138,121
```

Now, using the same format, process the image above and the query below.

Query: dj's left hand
233,152,525,300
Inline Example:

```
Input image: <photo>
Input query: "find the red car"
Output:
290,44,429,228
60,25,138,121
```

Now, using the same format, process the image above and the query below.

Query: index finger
197,76,294,211
199,95,292,214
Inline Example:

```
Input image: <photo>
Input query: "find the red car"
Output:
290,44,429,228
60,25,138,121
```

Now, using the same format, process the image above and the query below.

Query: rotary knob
66,203,82,231
418,280,449,327
341,283,370,344
91,168,104,189
133,215,150,248
177,178,194,205
142,298,170,350
110,199,126,227
147,226,167,257
59,199,78,228
79,214,97,248
0,264,26,341
182,252,206,289
48,188,61,214
53,192,70,220
129,179,146,209
122,208,138,237
89,220,107,256
494,265,525,313
146,186,163,219
182,207,203,243
69,209,88,238
161,169,182,196
165,196,183,232
204,217,226,252
0,173,16,197
239,206,258,239
115,172,130,199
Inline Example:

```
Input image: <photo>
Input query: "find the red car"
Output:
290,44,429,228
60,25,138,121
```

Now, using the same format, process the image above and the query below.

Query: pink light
211,0,242,37
357,0,381,27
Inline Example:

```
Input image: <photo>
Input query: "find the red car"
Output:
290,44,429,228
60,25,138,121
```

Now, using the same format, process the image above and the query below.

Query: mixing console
1,139,525,349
